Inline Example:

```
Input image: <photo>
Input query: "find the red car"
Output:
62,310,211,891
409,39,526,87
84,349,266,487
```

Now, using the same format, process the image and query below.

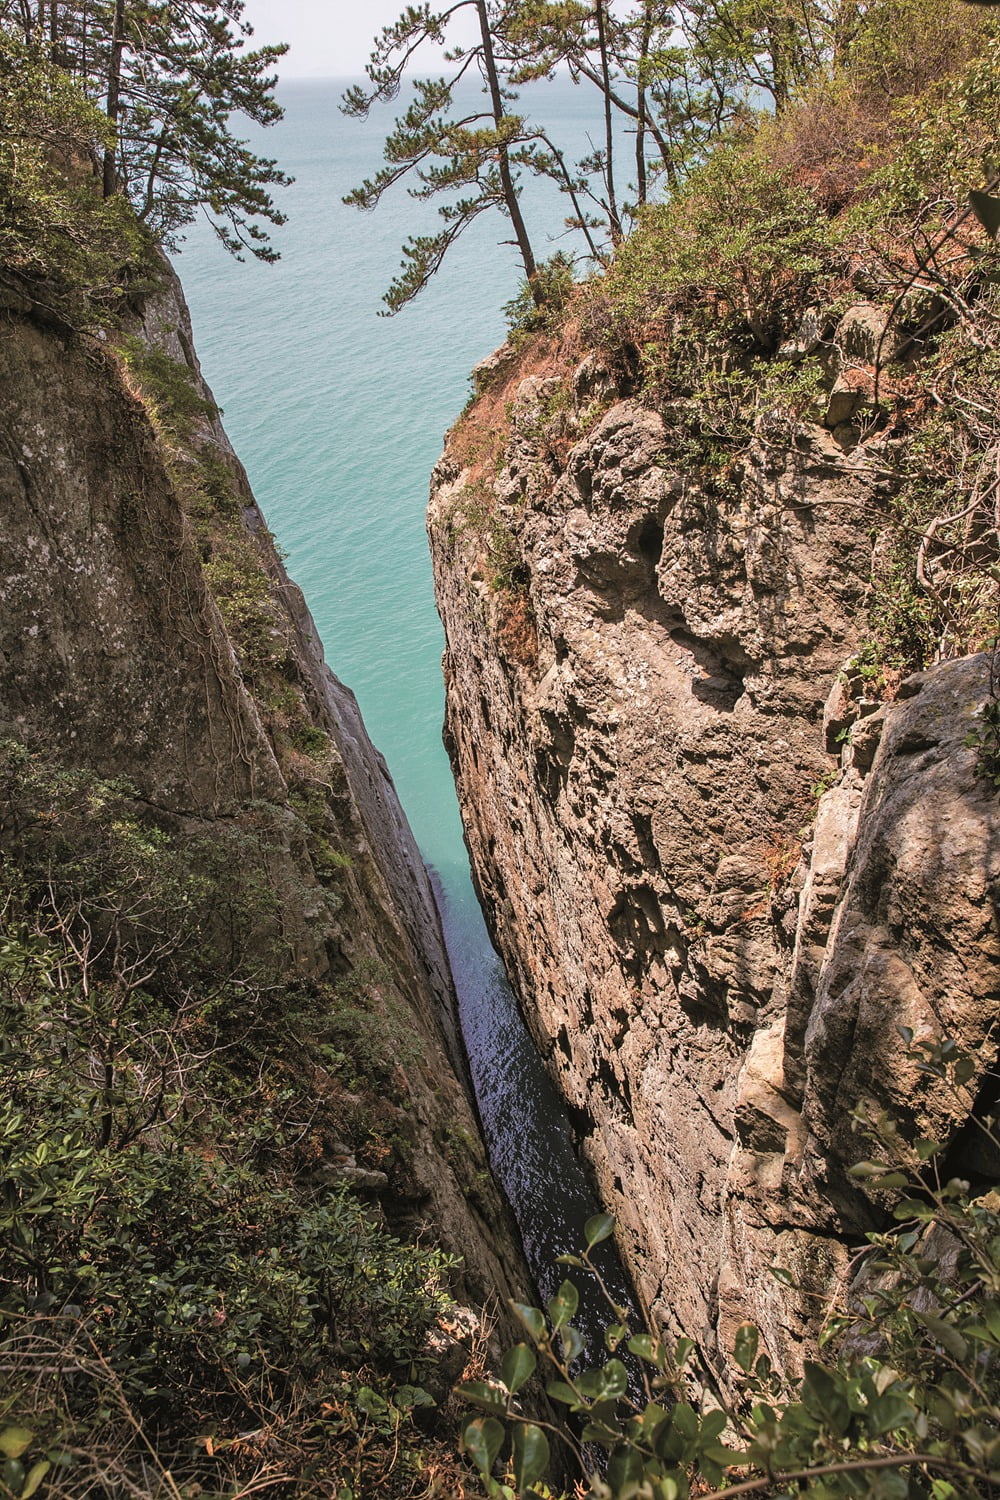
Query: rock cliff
428,319,1000,1381
0,265,527,1314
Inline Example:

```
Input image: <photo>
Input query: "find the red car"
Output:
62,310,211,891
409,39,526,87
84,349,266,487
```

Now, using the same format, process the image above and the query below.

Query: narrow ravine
178,77,632,1328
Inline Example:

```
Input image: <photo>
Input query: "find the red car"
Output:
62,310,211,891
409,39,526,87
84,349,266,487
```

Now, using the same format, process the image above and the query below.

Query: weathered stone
777,306,824,362
429,346,875,1375
833,303,900,366
802,654,1000,1175
848,705,886,770
784,775,865,1102
429,331,1000,1383
472,341,517,391
823,674,854,753
825,369,874,428
335,1166,391,1191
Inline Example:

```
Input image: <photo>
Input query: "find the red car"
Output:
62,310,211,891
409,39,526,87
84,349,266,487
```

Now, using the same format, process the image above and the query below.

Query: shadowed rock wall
0,271,528,1315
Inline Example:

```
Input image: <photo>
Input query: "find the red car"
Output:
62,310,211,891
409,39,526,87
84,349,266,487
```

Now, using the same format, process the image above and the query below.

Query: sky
240,0,479,79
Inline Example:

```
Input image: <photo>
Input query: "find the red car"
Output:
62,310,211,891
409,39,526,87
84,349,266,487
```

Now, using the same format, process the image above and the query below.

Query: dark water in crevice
431,872,634,1344
177,73,637,1348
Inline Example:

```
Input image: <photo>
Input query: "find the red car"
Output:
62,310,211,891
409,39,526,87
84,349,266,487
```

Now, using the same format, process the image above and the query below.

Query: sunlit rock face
428,332,1000,1383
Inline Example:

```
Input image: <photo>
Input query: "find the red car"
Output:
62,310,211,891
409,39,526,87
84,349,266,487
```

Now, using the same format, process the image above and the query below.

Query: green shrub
0,743,462,1497
504,252,578,340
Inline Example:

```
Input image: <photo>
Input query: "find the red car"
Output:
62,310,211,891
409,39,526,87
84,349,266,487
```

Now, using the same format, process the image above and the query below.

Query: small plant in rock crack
965,696,1000,789
459,1041,1000,1500
964,645,1000,791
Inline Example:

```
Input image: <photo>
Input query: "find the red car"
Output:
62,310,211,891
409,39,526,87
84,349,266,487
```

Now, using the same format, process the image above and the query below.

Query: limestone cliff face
0,269,527,1313
428,327,1000,1378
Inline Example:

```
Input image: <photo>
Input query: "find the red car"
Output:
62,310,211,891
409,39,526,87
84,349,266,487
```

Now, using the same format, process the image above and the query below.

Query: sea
175,75,634,1318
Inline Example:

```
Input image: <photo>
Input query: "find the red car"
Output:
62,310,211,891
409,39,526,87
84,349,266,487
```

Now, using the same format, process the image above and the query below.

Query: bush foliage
487,0,1000,684
0,743,463,1498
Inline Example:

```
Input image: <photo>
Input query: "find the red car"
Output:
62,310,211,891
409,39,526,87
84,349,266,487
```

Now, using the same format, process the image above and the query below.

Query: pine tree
0,0,291,261
342,1,543,313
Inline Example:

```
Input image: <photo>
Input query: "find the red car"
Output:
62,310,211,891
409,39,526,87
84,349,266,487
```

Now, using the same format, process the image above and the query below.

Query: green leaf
585,1212,615,1248
971,190,1000,238
701,1409,728,1442
462,1416,505,1477
605,1321,628,1351
3,1459,25,1494
501,1343,536,1396
576,1358,628,1402
628,1333,662,1365
458,1381,507,1415
548,1280,579,1331
21,1460,51,1500
607,1443,645,1491
893,1197,934,1221
0,1430,33,1461
546,1379,580,1406
512,1303,546,1343
914,1311,969,1362
559,1324,586,1363
673,1336,694,1367
395,1385,435,1410
733,1323,759,1373
355,1386,387,1418
872,1171,910,1190
672,1402,699,1441
512,1423,550,1489
637,1401,670,1441
582,1416,624,1448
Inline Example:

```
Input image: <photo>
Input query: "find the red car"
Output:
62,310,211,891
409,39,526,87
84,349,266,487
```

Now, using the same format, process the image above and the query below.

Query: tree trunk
103,0,126,198
635,3,653,207
475,0,540,299
538,131,602,263
573,56,673,180
595,0,622,244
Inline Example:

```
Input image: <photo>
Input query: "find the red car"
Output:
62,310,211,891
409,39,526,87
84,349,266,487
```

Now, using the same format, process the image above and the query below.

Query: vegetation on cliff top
445,0,1000,685
347,0,864,312
0,0,288,260
0,0,289,327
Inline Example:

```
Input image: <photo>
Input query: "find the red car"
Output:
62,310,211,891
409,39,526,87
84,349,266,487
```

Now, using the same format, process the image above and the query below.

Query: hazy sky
241,0,478,79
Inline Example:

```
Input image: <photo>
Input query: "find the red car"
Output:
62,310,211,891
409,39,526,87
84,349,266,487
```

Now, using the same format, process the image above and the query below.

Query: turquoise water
176,74,605,881
176,77,633,1308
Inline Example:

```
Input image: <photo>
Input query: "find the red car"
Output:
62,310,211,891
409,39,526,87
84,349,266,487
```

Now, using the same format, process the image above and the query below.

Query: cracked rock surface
429,339,1000,1379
